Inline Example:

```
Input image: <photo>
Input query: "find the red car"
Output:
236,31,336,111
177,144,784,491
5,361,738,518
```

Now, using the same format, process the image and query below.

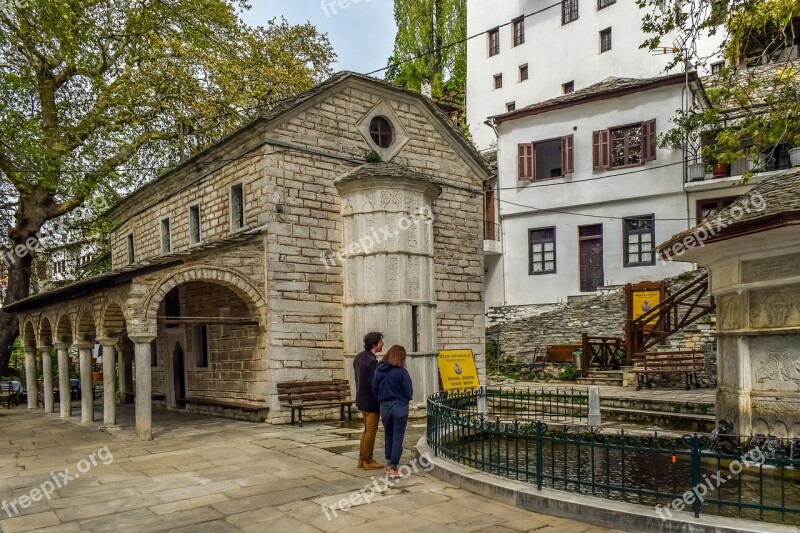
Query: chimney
421,80,432,99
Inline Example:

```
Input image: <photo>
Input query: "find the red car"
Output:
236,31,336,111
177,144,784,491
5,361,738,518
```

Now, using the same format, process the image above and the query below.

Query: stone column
38,346,55,414
54,343,71,418
117,349,126,401
77,343,94,423
98,339,118,427
130,335,155,441
23,347,38,409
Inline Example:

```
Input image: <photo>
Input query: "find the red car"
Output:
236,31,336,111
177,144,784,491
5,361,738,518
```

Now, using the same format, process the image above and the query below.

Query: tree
386,0,466,101
639,0,800,168
0,0,335,374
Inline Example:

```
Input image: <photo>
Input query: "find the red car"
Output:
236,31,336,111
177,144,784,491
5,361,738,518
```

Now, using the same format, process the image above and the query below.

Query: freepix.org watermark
1,445,114,518
660,192,766,263
320,206,434,270
654,446,766,520
320,0,373,18
320,453,435,520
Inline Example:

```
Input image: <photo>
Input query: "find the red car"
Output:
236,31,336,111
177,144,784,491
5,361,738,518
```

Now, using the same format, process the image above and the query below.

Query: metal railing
427,388,800,525
483,221,500,242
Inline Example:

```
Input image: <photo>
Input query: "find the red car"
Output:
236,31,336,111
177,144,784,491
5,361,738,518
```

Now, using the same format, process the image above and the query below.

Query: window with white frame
624,215,655,266
529,227,556,274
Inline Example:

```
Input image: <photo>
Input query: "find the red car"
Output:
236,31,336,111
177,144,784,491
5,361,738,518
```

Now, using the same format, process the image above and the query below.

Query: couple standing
353,332,412,479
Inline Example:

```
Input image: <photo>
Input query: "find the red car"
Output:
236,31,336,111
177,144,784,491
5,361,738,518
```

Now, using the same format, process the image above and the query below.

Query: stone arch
143,266,266,325
38,316,53,347
74,301,98,341
99,292,128,337
54,312,73,344
21,317,36,349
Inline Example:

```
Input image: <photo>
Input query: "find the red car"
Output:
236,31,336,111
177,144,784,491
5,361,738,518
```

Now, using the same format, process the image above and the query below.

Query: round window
369,116,394,148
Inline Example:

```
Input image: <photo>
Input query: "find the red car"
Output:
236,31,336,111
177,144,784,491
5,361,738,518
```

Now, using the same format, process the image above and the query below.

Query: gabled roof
105,71,489,221
659,167,800,260
491,72,697,124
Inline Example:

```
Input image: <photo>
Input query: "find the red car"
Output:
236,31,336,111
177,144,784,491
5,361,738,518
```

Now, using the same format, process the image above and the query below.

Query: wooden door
579,225,604,292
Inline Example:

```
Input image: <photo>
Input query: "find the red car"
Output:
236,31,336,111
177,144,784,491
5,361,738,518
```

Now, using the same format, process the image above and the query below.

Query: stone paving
494,380,716,404
0,405,623,533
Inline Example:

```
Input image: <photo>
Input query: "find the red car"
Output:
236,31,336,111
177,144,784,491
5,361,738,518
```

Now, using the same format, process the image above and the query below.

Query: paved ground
0,405,623,533
494,380,716,404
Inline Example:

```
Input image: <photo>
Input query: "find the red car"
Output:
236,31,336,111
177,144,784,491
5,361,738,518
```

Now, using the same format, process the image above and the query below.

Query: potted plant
712,161,730,178
789,137,800,167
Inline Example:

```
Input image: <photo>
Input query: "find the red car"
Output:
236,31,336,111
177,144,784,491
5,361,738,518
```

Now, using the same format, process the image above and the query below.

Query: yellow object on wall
437,349,480,391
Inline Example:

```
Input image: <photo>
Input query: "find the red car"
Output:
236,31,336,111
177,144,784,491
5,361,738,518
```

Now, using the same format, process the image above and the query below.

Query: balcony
483,221,502,255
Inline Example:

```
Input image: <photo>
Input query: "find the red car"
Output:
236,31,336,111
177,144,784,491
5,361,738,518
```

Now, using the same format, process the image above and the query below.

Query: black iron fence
427,388,800,525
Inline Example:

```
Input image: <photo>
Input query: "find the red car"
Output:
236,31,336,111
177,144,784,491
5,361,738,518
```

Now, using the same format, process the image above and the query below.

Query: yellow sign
632,289,661,325
437,349,480,391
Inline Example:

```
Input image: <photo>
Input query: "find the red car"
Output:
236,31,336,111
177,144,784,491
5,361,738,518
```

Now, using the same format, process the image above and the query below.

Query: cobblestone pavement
0,405,623,533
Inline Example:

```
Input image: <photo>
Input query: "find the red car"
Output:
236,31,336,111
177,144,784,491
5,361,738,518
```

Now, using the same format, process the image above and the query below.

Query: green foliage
559,364,580,382
639,0,800,171
365,151,382,163
386,0,466,101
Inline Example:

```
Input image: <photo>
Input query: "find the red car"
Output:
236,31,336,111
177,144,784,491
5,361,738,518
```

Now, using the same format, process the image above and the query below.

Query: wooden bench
277,379,353,427
631,351,705,390
547,344,581,365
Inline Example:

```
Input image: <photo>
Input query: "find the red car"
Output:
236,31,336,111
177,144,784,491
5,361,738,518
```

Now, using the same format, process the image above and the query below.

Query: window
230,183,244,230
529,228,556,274
763,144,792,171
506,102,516,112
697,198,736,224
494,74,503,89
517,136,574,181
710,61,724,75
189,204,201,244
126,234,134,264
512,17,525,46
194,325,209,368
600,28,612,53
519,64,529,81
488,27,500,56
562,0,578,24
593,119,656,170
624,215,655,267
562,81,574,94
598,0,615,8
369,116,394,148
160,218,171,254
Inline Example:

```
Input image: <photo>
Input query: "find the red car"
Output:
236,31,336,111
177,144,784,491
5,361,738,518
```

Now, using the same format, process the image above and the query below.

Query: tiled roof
659,167,800,256
491,72,692,123
482,149,497,178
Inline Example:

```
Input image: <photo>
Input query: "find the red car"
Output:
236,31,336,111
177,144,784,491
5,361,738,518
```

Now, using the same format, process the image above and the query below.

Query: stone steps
577,370,624,387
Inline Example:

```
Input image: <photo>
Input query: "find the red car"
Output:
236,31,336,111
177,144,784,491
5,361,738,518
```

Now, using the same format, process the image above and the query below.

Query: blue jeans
380,401,409,468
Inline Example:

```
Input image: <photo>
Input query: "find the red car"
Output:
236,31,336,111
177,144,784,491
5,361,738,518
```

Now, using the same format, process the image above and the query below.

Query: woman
372,345,413,479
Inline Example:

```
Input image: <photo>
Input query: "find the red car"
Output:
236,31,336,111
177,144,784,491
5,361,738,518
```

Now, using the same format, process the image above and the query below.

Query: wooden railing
626,272,715,360
580,333,624,377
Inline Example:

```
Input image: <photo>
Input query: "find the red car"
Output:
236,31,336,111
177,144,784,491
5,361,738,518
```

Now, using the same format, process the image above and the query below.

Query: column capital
128,334,156,344
97,337,120,347
74,342,94,350
53,342,71,351
23,346,36,355
36,345,54,353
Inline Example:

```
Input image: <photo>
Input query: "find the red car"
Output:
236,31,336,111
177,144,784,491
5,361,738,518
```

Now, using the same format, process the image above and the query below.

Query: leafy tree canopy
0,0,335,373
640,0,800,167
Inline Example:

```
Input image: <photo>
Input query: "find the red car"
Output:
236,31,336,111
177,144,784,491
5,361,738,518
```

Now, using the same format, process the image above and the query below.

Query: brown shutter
643,119,657,162
518,143,534,180
593,130,609,170
562,135,574,174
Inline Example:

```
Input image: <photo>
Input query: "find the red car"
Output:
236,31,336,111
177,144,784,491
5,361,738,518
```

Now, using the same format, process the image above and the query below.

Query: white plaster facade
466,0,725,150
489,78,695,307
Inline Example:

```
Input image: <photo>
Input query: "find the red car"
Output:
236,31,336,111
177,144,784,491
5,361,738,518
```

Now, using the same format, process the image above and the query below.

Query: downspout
485,117,506,307
682,50,692,234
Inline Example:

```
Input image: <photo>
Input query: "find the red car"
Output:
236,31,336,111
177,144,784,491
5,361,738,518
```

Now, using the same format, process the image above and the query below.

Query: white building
466,0,724,150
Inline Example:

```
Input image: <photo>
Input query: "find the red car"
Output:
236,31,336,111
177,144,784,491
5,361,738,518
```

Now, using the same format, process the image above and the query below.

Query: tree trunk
0,248,33,375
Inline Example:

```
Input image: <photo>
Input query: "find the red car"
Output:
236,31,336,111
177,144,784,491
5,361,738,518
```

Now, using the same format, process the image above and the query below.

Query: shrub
559,364,580,381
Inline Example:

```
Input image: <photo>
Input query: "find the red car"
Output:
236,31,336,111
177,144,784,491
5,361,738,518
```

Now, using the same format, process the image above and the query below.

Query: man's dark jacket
353,350,380,412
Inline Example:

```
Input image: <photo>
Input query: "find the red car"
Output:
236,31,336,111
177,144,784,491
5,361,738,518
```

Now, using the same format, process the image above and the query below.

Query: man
353,331,384,469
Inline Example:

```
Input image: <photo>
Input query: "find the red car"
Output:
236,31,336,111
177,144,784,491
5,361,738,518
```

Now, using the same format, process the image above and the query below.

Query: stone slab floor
0,405,623,533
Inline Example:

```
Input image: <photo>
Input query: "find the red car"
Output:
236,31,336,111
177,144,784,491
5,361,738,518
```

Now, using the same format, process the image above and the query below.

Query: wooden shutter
593,130,609,170
642,119,657,162
562,135,574,174
518,143,534,180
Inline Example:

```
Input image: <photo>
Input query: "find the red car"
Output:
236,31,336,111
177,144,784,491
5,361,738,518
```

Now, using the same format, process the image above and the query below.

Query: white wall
466,0,725,150
491,83,694,305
